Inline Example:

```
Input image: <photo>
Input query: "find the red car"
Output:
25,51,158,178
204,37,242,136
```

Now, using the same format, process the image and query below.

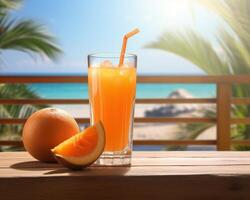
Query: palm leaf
0,17,61,59
0,104,11,118
0,84,48,137
198,0,250,51
0,0,21,15
0,84,45,117
217,28,250,74
145,30,230,74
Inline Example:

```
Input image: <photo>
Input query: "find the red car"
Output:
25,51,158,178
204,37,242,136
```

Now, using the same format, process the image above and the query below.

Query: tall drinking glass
88,53,137,166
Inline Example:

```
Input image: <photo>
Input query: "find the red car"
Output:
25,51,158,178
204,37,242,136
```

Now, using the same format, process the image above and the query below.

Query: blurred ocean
29,83,216,99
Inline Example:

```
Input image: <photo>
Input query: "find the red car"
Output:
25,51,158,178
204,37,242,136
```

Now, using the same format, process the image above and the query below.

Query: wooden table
1,151,250,200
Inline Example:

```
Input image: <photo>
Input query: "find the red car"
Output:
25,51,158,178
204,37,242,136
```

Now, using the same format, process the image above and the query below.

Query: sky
0,0,222,75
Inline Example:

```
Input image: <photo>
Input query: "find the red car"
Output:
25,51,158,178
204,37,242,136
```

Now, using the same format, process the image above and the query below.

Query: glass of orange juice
88,53,137,166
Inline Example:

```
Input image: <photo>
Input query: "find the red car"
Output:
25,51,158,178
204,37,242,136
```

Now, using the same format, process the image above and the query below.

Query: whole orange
22,108,79,162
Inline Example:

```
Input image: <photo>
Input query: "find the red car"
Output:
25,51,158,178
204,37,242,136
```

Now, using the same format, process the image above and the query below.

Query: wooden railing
1,75,250,150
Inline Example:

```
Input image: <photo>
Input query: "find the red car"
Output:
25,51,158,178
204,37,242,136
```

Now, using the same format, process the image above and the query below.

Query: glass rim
88,52,137,59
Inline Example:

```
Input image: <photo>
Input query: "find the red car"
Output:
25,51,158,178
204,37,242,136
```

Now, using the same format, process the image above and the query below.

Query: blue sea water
29,83,216,99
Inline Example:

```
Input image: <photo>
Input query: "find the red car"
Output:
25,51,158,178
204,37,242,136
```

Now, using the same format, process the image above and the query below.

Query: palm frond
0,84,45,117
0,83,39,98
0,104,11,118
198,0,250,51
0,84,48,137
217,28,250,74
0,17,62,60
0,0,21,10
145,30,230,74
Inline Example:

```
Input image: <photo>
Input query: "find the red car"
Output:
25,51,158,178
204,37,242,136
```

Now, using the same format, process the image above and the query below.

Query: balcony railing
1,75,250,150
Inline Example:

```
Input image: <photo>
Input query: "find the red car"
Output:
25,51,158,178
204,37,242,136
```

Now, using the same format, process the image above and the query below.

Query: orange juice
88,66,136,152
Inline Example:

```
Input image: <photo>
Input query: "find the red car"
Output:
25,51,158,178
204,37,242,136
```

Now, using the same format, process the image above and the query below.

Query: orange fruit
52,121,105,169
23,108,79,162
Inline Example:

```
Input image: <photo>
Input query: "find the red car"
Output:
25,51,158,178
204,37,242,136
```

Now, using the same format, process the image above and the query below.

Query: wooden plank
134,117,216,123
3,152,250,168
1,174,250,200
2,75,250,84
0,98,216,105
3,151,250,160
131,151,250,158
0,141,23,146
0,118,90,124
136,98,217,104
2,164,250,177
216,83,231,150
138,75,250,83
0,76,88,83
0,140,216,147
232,98,250,105
0,99,89,104
3,151,250,168
1,152,250,200
231,140,250,145
0,117,216,124
3,154,250,168
133,140,216,145
2,152,250,175
231,118,250,124
2,151,250,158
0,118,27,124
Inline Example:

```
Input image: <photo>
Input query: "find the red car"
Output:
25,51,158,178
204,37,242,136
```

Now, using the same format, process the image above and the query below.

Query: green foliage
0,0,21,15
0,0,61,59
0,17,61,59
145,31,229,74
0,0,61,150
0,84,47,139
146,0,250,149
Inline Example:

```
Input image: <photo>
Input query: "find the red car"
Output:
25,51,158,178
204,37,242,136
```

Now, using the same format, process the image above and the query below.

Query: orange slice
52,121,105,169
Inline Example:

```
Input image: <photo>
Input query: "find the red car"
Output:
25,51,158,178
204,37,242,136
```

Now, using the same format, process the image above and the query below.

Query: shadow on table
11,161,131,175
44,166,131,175
10,161,60,171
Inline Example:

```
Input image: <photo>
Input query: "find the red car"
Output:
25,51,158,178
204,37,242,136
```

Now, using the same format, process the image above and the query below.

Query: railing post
216,83,231,150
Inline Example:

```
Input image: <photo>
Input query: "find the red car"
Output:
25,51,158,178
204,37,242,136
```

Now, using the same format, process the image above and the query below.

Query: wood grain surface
1,152,250,200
